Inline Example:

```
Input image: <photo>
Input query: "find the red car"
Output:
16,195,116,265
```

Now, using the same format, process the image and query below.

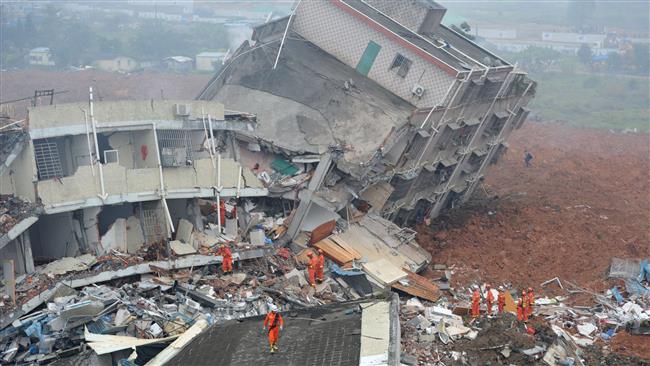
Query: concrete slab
170,240,197,256
362,259,406,286
176,219,193,244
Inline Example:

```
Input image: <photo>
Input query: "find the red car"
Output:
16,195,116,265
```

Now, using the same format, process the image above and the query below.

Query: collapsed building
0,1,541,365
199,0,536,230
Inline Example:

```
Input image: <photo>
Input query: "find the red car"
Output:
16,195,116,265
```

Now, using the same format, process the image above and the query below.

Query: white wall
292,0,455,108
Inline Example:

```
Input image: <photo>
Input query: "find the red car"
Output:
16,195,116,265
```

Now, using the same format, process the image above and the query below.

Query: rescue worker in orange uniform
516,294,524,321
307,252,318,288
263,304,284,353
316,249,325,283
217,244,233,274
519,290,529,321
471,285,481,318
497,286,506,314
485,284,494,316
527,287,535,318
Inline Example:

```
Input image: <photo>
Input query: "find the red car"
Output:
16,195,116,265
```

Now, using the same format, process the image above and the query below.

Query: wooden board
329,236,362,260
391,269,441,302
314,238,355,265
309,220,336,245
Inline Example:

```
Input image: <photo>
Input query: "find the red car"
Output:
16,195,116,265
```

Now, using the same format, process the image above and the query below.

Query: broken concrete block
114,307,132,326
249,229,265,246
284,268,308,287
126,216,145,254
149,323,163,338
405,314,430,329
170,240,197,256
405,297,425,312
42,255,97,276
176,219,193,244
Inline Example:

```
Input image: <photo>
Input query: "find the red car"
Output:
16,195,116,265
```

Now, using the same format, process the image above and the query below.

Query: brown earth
417,121,650,360
418,121,650,293
0,69,212,119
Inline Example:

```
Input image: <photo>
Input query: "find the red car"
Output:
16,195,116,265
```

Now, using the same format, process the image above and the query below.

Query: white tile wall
292,0,455,108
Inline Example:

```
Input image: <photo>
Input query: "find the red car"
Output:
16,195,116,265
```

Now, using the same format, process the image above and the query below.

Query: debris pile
399,258,650,366
0,195,39,235
0,239,365,364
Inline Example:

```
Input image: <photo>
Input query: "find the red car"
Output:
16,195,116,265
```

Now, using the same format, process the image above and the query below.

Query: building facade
0,99,265,274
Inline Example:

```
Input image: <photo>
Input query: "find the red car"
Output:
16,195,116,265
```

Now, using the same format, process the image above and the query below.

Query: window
104,150,119,164
389,53,412,78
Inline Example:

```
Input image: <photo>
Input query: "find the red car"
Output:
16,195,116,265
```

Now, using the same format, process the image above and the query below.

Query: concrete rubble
399,260,650,366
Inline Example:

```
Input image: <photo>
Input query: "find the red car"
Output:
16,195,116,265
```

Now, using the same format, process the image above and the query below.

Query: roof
199,38,414,177
196,51,227,58
30,47,50,53
165,302,364,366
28,100,226,133
165,56,193,63
338,0,510,71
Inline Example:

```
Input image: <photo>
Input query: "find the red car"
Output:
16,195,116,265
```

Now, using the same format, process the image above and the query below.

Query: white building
28,47,55,66
195,51,227,71
94,56,139,73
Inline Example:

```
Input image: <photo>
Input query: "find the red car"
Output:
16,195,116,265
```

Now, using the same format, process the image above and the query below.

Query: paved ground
167,304,363,366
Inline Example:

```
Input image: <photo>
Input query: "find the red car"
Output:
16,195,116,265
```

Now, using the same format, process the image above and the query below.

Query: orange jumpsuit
486,289,494,315
307,256,318,287
527,290,535,317
517,298,524,321
219,200,226,225
497,291,506,314
218,246,233,273
316,253,325,282
471,289,480,318
519,295,529,321
263,311,284,351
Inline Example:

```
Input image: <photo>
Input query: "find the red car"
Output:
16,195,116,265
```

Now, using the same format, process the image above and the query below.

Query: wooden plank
314,240,353,266
391,270,440,302
329,236,362,260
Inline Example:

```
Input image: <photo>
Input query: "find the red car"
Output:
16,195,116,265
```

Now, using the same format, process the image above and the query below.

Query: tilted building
198,0,536,237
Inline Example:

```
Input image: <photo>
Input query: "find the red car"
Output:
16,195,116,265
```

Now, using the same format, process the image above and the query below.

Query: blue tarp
625,279,650,296
611,286,624,303
329,263,364,277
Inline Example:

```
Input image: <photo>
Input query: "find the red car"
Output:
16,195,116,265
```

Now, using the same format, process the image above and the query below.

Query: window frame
389,53,412,78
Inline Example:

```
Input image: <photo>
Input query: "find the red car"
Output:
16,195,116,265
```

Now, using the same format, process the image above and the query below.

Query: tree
577,44,592,65
632,43,649,74
607,52,622,71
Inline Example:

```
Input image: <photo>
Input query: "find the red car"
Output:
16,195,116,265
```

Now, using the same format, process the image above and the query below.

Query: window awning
464,118,481,126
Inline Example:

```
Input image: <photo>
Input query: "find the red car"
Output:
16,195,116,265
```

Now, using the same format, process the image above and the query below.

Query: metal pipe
273,0,302,70
89,87,106,200
236,166,243,198
82,109,95,176
216,192,221,233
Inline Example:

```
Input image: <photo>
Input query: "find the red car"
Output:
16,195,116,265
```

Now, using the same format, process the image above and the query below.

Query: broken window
34,139,64,180
389,53,412,78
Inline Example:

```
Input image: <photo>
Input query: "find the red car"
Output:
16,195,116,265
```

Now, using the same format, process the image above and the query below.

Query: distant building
94,56,139,73
195,51,227,71
163,56,194,72
28,47,55,66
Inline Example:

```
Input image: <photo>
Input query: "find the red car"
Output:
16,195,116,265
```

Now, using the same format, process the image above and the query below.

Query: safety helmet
528,287,533,292
269,304,278,312
307,252,313,257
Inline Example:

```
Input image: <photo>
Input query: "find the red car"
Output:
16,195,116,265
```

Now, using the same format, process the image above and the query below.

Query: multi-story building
0,98,265,274
198,0,536,238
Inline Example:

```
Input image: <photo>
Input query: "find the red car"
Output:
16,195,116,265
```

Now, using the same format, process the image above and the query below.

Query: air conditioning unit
412,84,426,98
173,103,191,117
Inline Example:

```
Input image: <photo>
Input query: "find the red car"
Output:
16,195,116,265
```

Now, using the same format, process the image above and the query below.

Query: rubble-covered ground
0,195,40,235
416,121,650,361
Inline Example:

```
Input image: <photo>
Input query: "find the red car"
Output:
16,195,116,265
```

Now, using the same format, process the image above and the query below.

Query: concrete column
83,207,102,254
18,233,34,274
